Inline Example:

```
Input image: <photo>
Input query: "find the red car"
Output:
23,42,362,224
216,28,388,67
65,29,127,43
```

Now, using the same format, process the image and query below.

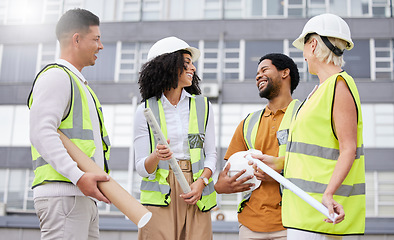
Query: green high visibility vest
283,71,365,235
237,99,300,212
27,64,111,188
140,95,217,212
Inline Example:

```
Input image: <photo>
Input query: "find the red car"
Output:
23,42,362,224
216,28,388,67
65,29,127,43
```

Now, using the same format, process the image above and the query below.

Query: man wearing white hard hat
215,53,301,240
258,13,365,239
134,36,217,240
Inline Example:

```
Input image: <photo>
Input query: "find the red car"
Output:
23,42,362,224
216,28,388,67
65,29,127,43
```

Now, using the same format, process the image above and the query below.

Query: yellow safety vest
27,64,111,188
238,99,300,212
282,71,365,235
140,95,217,212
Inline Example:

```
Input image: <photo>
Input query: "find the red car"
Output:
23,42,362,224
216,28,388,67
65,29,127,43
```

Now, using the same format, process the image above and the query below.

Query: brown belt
169,159,192,172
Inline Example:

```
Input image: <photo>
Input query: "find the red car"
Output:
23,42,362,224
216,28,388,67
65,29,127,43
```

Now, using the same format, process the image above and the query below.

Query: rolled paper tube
245,155,338,222
143,108,192,194
57,130,152,228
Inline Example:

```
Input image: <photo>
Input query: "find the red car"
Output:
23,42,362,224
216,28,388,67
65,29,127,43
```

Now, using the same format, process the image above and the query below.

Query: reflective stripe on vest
277,99,301,157
282,72,365,235
140,95,217,211
27,64,111,188
237,99,300,212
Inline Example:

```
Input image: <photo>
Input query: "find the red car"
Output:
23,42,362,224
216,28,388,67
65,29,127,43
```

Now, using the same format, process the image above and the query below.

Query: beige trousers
34,196,99,240
239,224,287,240
138,166,213,240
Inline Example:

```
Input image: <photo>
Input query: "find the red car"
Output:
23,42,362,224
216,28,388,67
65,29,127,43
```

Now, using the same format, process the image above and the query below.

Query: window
115,41,140,82
244,40,283,81
0,44,37,83
169,0,204,20
85,0,116,22
224,0,243,19
117,0,141,21
142,0,163,20
199,41,220,81
366,171,394,217
370,39,393,81
204,0,222,19
223,40,244,81
344,40,371,80
83,42,117,82
36,42,58,74
287,0,306,17
307,0,327,16
285,39,309,82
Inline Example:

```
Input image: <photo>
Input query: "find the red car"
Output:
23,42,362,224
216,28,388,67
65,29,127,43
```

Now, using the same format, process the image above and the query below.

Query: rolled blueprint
245,154,338,222
58,130,152,228
143,108,192,194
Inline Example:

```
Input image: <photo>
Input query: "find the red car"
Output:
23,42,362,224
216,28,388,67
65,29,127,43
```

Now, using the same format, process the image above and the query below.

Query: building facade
0,0,393,239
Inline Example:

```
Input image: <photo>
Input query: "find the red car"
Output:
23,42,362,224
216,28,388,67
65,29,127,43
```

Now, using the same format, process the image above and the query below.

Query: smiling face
77,25,103,69
256,59,282,100
178,53,196,89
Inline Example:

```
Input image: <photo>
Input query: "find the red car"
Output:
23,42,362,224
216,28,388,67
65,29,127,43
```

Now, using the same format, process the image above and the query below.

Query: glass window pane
225,62,239,68
289,0,303,4
288,8,304,17
0,169,6,201
247,0,263,17
7,170,26,210
85,0,115,22
267,0,283,16
203,72,217,79
224,72,239,79
224,0,242,19
12,106,30,146
343,40,370,79
82,42,116,82
349,0,365,17
0,44,37,83
244,40,283,80
0,106,14,146
330,0,348,17
184,0,203,19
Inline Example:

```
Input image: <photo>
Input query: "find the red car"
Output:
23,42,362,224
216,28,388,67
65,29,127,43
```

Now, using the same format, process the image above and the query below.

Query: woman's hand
180,180,204,205
154,139,173,161
322,193,345,224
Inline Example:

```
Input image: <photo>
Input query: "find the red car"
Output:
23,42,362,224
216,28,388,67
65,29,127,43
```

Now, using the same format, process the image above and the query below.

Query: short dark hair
138,50,201,101
56,8,100,41
259,53,300,94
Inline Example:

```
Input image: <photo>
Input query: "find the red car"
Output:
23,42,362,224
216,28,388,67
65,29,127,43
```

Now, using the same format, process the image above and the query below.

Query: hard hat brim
292,32,354,51
184,46,200,62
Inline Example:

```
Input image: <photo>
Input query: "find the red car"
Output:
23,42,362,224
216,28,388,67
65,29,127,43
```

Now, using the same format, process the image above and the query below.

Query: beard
259,78,281,100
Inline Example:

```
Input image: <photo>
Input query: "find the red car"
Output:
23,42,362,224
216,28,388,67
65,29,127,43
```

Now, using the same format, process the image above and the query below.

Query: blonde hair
309,34,347,67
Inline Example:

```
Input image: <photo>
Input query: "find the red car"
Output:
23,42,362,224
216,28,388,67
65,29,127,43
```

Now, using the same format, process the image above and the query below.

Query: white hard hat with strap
292,13,354,53
147,36,200,62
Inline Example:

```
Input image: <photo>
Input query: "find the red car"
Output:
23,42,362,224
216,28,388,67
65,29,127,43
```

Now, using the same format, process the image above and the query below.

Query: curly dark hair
138,50,201,101
259,53,300,94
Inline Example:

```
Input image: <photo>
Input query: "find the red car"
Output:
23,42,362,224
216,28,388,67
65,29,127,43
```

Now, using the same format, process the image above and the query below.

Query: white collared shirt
134,89,217,178
30,59,104,198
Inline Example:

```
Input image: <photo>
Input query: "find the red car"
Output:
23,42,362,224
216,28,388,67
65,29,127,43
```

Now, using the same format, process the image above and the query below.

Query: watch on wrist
199,176,209,186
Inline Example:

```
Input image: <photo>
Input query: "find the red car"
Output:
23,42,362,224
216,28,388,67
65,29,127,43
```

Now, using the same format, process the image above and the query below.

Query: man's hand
76,172,111,204
248,154,284,172
214,163,254,194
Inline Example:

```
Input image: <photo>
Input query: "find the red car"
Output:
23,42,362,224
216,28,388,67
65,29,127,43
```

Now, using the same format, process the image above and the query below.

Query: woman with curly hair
133,36,217,240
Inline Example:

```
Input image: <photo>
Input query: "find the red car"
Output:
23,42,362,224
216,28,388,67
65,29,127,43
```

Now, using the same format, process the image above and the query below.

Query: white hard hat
225,149,262,192
292,13,354,51
147,36,200,62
